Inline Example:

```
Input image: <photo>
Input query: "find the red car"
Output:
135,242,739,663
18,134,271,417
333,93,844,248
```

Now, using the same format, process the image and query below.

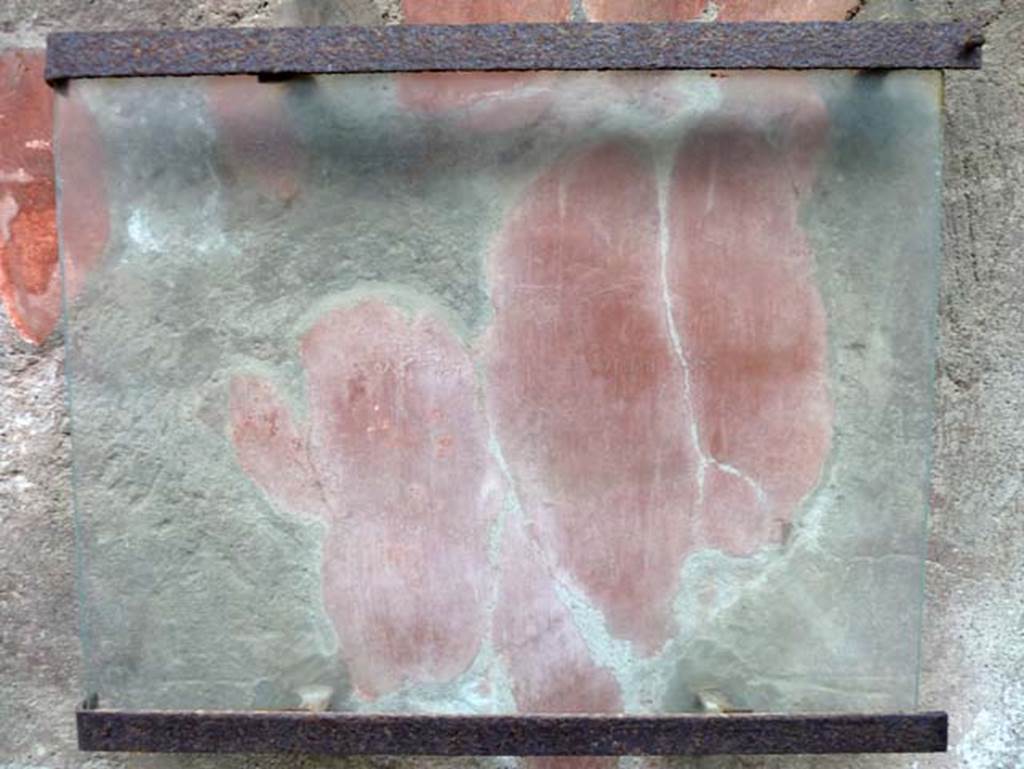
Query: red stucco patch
230,299,501,698
496,519,622,769
586,0,855,20
668,74,832,554
205,76,303,203
403,0,572,23
484,80,833,652
54,86,109,321
583,0,704,21
396,72,557,132
0,51,107,344
1,51,59,344
397,0,569,129
715,0,858,20
485,143,701,654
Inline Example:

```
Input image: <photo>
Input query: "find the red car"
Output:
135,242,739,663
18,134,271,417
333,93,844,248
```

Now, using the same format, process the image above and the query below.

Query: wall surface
1,1,1021,768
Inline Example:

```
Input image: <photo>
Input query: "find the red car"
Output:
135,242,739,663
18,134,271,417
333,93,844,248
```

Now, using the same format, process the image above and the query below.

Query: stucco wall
1,1,1021,768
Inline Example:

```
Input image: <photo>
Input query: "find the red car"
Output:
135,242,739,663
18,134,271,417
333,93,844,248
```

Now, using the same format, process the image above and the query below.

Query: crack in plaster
655,148,707,504
489,418,634,691
479,361,655,709
654,148,768,512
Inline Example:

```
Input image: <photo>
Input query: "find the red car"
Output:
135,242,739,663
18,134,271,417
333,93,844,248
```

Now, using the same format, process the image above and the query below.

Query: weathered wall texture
1,1,1021,768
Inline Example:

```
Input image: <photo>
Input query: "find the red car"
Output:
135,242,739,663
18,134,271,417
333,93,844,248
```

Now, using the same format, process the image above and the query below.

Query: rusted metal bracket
45,21,982,84
77,704,948,756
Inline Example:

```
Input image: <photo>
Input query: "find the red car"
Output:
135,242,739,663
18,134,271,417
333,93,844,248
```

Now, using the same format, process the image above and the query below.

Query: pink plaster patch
55,86,110,320
495,519,622,769
230,299,501,698
0,52,108,345
485,84,833,652
715,0,858,20
397,72,555,132
205,76,303,203
668,74,832,553
583,0,704,21
397,0,569,130
230,376,329,519
403,0,572,23
585,0,854,21
485,144,701,654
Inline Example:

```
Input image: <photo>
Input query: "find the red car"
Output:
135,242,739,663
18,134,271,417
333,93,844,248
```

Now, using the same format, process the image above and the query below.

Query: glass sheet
56,69,943,714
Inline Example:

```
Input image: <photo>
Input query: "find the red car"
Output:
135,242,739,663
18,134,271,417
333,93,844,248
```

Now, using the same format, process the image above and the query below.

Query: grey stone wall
1,1,1021,768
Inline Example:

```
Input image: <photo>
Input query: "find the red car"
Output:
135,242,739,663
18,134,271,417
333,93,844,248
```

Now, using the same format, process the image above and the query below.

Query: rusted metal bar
45,22,982,83
77,706,948,755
